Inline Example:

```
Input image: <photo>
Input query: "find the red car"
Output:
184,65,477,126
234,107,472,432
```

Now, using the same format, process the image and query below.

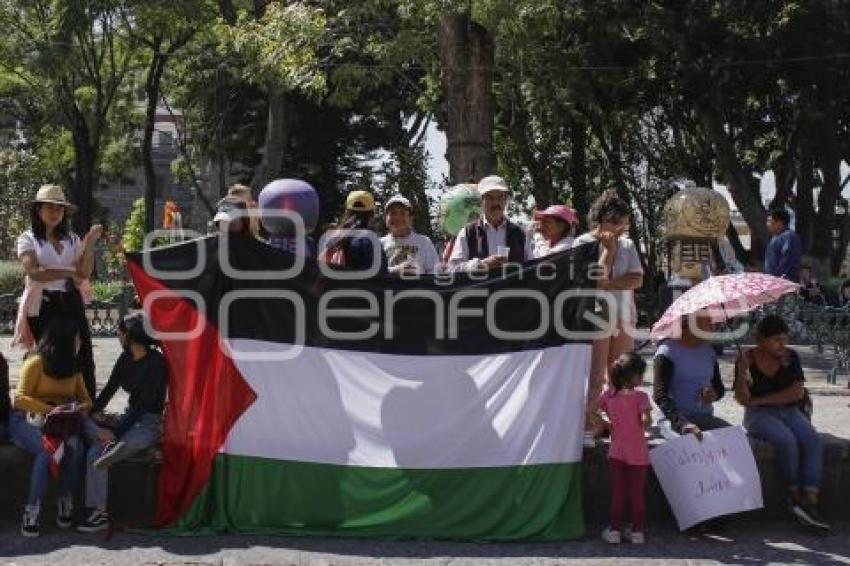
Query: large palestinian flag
128,234,598,541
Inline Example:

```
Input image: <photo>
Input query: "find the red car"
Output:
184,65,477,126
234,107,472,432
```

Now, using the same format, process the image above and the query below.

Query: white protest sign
649,425,763,530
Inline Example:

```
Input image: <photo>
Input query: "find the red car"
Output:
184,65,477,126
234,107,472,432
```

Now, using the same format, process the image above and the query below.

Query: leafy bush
122,197,146,253
90,280,128,303
0,260,25,295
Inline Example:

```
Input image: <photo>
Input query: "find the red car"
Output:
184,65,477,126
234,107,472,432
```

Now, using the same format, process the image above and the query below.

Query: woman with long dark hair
78,313,168,533
574,189,644,447
9,318,92,537
14,184,102,398
735,315,829,532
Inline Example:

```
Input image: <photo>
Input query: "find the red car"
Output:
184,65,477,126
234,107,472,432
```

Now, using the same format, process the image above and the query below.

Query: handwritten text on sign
650,426,763,530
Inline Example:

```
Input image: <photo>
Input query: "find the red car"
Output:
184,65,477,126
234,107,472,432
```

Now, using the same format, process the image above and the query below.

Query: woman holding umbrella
734,315,830,532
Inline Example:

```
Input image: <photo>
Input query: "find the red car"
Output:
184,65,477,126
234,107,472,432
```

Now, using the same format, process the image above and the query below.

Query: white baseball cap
478,175,509,195
385,194,412,210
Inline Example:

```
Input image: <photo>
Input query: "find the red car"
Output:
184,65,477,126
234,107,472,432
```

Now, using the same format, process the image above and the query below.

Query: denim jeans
8,411,84,505
744,405,822,490
83,413,162,510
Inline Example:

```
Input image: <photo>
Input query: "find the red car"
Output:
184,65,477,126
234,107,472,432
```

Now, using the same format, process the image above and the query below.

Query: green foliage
215,2,327,95
122,198,147,253
0,149,45,261
0,260,24,295
100,138,140,182
90,279,127,303
3,0,850,275
101,221,128,281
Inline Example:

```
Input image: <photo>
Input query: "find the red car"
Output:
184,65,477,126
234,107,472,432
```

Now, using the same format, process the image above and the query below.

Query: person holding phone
574,189,644,447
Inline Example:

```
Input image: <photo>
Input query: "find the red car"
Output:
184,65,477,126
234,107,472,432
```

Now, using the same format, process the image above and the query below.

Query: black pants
27,287,96,399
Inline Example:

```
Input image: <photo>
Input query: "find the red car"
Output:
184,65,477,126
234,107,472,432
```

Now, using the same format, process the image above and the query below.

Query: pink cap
534,204,578,225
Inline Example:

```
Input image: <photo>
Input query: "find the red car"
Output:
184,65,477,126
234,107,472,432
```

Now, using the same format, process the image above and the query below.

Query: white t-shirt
381,231,441,274
573,232,643,322
533,235,575,259
16,230,81,292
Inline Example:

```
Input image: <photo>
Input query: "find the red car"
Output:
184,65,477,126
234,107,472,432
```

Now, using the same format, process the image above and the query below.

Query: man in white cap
448,175,531,272
381,195,440,274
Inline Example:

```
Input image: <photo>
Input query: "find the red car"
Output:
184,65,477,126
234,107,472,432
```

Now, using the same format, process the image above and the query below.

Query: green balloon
440,184,481,236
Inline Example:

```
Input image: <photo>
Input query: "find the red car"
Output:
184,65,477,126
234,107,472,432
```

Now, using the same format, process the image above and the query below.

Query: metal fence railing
0,287,136,338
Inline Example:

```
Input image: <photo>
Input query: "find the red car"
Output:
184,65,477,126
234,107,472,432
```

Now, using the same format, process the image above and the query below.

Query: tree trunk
69,143,96,235
697,103,768,261
569,120,589,219
795,146,816,254
252,90,291,189
437,13,495,184
726,222,750,266
143,49,167,235
66,105,97,235
811,116,842,266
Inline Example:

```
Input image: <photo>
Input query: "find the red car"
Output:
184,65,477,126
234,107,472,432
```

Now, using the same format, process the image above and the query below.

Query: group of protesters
1,184,167,537
173,175,836,540
0,178,831,542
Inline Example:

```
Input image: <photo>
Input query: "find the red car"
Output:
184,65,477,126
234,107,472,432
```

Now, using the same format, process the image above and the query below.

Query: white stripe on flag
221,341,591,469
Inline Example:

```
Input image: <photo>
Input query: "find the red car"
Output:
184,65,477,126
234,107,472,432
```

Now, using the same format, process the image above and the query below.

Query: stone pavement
3,337,848,440
0,521,848,565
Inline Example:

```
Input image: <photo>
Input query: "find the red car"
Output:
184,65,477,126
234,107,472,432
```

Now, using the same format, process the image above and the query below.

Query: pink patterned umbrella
651,273,799,342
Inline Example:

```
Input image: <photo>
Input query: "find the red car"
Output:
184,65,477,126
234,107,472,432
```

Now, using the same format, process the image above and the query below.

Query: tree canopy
1,0,848,277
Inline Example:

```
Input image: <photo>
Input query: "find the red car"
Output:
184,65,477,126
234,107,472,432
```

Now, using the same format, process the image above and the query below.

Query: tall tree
436,10,495,183
0,0,134,233
122,0,209,233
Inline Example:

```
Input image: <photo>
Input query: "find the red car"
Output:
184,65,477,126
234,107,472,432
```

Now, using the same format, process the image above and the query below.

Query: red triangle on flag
128,262,257,527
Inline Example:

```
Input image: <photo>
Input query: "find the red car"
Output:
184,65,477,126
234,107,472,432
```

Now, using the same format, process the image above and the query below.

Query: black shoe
77,509,111,533
21,505,40,538
56,495,74,529
791,503,831,531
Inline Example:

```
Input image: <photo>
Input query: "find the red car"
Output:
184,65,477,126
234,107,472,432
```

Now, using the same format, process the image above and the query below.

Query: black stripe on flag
129,235,602,356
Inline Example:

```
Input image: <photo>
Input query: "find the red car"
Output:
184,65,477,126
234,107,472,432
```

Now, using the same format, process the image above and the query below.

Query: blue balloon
258,179,320,236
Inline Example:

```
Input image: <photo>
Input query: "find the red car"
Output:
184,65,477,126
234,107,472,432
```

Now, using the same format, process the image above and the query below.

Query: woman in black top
734,315,828,531
78,313,168,533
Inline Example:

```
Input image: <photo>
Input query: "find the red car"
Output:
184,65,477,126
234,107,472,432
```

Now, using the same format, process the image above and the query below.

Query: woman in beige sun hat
13,184,102,398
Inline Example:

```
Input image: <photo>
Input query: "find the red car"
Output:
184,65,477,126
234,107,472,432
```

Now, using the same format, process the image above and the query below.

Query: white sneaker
583,431,596,448
629,531,645,544
601,526,622,544
21,504,40,538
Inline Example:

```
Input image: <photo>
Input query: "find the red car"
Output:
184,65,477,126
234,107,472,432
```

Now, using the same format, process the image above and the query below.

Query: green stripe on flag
168,454,584,541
